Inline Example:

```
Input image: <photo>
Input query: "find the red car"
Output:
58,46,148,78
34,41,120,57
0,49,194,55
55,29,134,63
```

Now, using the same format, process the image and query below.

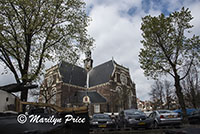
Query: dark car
90,113,115,130
117,109,153,129
149,110,182,128
188,109,200,124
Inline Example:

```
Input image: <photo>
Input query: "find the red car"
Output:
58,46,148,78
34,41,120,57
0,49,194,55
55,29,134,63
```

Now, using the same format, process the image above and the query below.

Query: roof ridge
93,60,113,69
114,61,129,70
60,60,86,70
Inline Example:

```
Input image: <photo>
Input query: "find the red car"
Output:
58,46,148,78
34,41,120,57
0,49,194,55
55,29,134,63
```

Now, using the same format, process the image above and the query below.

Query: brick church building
39,51,137,114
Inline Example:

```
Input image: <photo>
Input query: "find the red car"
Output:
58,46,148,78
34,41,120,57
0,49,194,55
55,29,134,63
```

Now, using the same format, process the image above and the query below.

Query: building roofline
45,64,59,73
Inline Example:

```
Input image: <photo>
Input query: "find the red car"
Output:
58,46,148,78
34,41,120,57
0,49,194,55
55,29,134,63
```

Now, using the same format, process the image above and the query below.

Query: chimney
84,50,93,72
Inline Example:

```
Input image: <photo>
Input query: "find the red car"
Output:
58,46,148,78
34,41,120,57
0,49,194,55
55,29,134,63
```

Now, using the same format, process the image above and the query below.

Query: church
39,51,137,114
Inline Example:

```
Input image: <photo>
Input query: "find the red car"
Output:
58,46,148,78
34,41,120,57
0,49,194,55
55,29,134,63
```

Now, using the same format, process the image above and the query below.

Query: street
90,125,200,134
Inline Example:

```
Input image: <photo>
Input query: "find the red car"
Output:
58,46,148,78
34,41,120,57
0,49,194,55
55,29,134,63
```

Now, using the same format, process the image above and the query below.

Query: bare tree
164,80,174,109
29,81,61,105
182,66,200,108
149,80,165,110
39,86,62,104
149,80,175,110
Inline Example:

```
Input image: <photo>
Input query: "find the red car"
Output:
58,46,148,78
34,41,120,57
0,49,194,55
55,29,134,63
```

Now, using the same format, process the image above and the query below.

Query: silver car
149,110,182,128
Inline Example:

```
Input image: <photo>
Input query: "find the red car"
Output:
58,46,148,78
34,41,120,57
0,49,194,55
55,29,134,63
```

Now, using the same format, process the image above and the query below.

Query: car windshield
158,110,173,114
93,114,110,119
125,110,145,116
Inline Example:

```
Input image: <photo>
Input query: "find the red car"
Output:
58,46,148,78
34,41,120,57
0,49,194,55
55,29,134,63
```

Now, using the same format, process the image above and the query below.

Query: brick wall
60,84,85,107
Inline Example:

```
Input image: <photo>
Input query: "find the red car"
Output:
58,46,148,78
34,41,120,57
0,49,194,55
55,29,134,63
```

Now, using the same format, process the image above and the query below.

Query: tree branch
159,65,175,78
155,33,177,75
0,48,20,83
31,6,59,80
180,57,194,80
9,1,24,29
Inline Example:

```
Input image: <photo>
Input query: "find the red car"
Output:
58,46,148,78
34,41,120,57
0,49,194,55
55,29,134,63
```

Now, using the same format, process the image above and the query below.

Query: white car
149,110,182,128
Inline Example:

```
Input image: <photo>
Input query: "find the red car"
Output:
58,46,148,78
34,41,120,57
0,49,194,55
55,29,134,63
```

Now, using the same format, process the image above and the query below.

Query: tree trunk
167,97,170,109
174,75,188,123
21,90,28,101
190,84,197,109
20,70,30,101
20,78,28,112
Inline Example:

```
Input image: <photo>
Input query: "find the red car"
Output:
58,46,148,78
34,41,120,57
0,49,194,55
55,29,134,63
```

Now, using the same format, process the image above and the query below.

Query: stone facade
39,58,137,114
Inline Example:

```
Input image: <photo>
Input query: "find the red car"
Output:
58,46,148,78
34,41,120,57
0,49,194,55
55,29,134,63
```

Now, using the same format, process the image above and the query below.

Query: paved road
0,115,63,134
90,125,200,134
1,115,199,134
0,114,89,134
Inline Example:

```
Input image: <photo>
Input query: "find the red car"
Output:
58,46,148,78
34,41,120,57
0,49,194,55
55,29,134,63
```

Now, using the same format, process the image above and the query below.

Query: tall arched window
51,88,57,104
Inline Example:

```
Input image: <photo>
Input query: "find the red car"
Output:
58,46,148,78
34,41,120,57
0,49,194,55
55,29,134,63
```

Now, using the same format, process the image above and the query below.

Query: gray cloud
0,0,199,101
85,0,200,101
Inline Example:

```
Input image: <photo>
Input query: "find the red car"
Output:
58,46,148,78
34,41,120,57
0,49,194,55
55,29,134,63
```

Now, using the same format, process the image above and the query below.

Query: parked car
174,109,196,116
117,109,153,129
90,113,115,130
149,110,182,128
144,111,153,117
188,109,200,124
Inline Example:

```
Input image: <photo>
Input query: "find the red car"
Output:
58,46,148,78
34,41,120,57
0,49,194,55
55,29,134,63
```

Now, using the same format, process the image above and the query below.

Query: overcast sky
84,0,200,100
0,0,199,101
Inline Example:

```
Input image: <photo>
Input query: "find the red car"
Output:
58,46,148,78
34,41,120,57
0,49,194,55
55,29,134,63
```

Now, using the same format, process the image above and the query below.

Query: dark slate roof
70,91,107,104
59,61,87,87
89,60,114,87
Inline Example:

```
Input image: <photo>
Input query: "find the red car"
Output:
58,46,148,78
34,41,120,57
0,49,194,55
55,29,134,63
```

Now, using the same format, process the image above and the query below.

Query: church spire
84,50,93,72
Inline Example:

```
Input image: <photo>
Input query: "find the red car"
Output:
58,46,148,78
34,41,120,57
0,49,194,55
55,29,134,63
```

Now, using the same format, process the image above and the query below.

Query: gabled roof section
89,60,114,87
58,61,87,87
70,91,107,104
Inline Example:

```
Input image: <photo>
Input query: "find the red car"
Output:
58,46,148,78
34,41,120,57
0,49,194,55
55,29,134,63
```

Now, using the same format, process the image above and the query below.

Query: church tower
83,50,93,72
